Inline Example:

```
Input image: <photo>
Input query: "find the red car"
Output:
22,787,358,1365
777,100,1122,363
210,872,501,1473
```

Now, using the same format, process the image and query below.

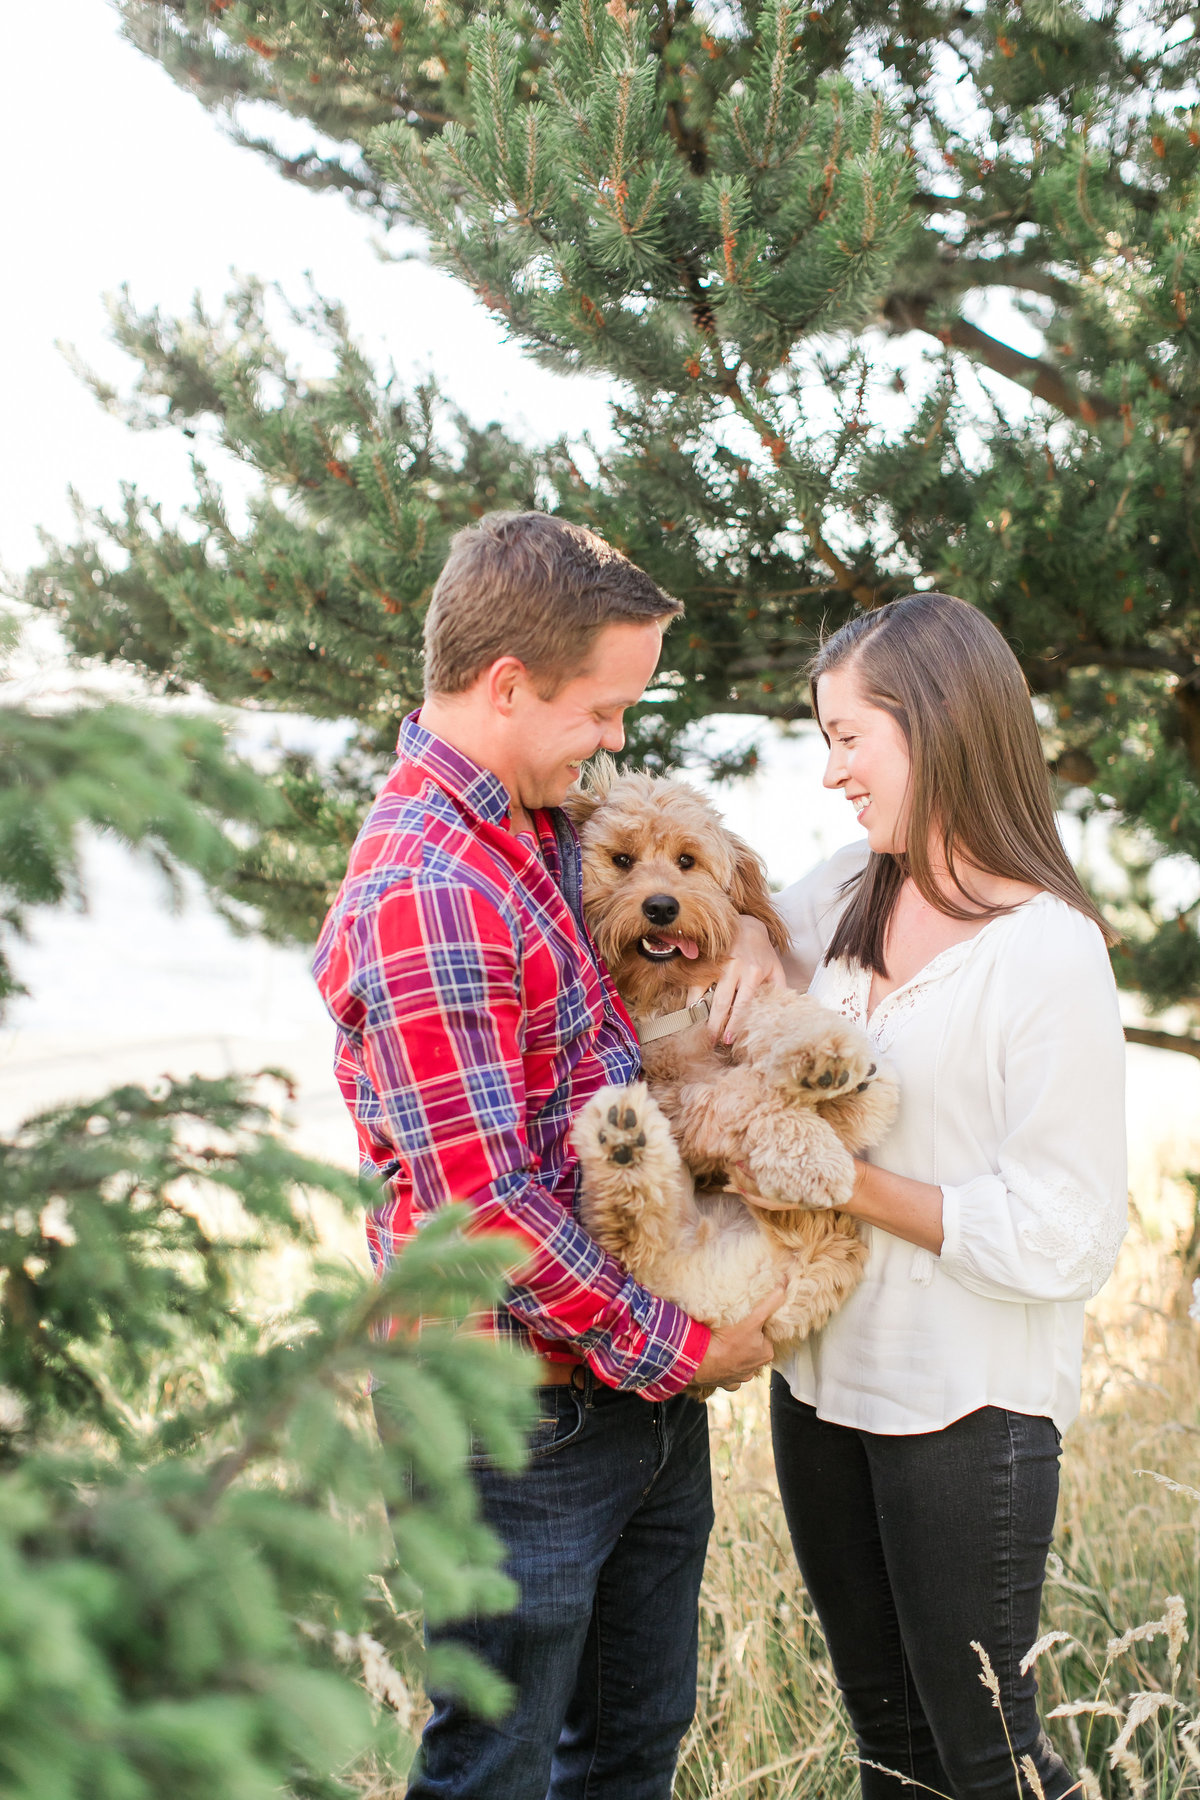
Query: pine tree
26,0,1200,1052
0,1073,535,1798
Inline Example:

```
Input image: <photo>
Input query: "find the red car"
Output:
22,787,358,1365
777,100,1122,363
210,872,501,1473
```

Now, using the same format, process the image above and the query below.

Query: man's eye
677,853,695,870
612,852,634,870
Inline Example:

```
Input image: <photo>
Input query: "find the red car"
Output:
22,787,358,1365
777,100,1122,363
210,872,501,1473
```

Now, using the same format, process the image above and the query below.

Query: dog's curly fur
565,760,898,1381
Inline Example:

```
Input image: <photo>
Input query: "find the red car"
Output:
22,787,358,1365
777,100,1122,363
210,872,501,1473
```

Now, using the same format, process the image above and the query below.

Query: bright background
1,0,1196,1215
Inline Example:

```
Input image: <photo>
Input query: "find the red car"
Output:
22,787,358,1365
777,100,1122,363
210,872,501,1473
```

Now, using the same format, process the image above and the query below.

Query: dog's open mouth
637,933,701,963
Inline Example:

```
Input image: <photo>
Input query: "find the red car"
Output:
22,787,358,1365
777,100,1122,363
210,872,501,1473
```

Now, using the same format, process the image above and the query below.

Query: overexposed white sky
0,0,616,579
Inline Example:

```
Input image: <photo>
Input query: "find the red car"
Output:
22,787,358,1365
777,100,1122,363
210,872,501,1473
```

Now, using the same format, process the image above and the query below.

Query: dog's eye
677,853,695,870
612,852,634,870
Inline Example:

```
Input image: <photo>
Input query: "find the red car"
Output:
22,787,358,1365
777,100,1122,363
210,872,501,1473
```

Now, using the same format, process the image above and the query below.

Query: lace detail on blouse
815,939,981,1055
1002,1155,1127,1294
813,959,869,1027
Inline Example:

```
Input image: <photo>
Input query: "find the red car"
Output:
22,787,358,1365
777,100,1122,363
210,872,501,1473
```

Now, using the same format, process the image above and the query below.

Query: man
313,512,781,1799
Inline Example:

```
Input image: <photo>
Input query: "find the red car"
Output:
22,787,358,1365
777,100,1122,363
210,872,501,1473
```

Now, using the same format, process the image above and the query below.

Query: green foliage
372,1,913,384
0,622,279,1002
28,0,1200,1040
0,1073,537,1799
37,284,541,723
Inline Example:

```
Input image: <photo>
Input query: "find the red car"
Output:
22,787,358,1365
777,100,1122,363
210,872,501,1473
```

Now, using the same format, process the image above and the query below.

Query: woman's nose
822,748,845,790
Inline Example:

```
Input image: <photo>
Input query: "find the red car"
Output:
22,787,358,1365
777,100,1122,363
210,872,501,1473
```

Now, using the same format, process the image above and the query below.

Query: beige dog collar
636,986,717,1047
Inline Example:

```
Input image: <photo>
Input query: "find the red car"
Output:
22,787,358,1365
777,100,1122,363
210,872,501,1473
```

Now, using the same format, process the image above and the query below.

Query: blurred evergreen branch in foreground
0,1073,535,1799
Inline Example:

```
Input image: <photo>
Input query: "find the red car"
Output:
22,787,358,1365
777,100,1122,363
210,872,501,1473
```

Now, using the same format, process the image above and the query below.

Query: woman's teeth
852,794,871,819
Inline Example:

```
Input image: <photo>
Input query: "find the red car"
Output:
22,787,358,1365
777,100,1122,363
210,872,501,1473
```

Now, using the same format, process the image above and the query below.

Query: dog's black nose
641,894,680,927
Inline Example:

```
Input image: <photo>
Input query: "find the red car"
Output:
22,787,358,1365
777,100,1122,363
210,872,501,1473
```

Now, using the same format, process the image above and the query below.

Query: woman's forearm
844,1160,945,1255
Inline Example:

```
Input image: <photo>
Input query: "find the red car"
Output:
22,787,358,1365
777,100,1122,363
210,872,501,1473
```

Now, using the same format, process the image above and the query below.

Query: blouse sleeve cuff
938,1174,1007,1279
938,1181,962,1267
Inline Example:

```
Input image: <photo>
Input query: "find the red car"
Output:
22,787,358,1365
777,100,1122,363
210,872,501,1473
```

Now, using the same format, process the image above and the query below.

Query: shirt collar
397,711,514,829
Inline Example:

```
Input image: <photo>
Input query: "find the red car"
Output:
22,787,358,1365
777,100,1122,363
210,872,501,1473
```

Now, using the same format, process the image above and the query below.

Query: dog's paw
818,1061,900,1150
574,1083,676,1180
744,1125,857,1212
771,1024,876,1103
597,1093,651,1169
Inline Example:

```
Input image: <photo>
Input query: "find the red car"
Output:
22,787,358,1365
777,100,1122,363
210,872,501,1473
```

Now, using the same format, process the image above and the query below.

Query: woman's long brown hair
809,593,1116,974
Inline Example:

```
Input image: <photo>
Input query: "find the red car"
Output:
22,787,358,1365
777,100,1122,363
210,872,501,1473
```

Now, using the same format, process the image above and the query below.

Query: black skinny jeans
770,1375,1074,1800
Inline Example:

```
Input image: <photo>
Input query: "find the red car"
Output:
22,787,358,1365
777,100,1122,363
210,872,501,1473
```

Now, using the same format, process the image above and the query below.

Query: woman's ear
728,832,790,956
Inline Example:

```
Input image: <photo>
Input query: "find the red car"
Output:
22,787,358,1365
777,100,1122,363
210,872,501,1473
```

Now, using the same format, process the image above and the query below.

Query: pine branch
881,293,1121,423
1027,647,1200,682
933,256,1075,307
652,2,710,175
1124,1025,1200,1061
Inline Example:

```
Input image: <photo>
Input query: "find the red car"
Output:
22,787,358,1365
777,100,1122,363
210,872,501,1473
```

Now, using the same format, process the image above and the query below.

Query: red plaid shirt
312,713,710,1398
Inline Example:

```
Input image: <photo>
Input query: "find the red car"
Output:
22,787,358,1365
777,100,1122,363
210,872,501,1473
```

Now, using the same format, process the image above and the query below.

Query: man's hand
708,914,786,1046
692,1284,786,1391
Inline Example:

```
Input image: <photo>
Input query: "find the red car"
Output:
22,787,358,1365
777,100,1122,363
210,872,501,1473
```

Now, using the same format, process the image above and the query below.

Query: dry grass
675,1381,857,1799
362,1165,1200,1799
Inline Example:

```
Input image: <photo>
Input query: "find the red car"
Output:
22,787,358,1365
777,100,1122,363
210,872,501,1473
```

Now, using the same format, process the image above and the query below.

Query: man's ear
728,832,790,956
561,753,621,828
485,655,530,715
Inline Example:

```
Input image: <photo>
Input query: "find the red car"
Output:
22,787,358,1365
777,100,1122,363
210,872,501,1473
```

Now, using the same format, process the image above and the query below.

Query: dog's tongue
644,933,700,959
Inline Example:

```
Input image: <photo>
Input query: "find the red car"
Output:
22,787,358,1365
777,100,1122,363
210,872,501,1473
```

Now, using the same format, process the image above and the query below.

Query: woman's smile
816,664,912,855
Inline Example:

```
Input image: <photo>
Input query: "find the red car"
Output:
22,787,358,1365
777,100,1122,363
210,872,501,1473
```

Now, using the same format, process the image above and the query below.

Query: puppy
566,760,898,1363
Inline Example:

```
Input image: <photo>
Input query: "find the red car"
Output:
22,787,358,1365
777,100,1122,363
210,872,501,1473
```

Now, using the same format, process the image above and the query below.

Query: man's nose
641,894,680,927
599,717,626,752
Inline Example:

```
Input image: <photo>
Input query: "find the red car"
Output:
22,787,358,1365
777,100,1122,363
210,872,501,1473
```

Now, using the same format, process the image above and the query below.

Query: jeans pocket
467,1384,587,1470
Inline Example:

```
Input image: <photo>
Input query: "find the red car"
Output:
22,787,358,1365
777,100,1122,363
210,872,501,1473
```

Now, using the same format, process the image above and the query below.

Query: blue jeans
770,1376,1073,1800
408,1371,713,1800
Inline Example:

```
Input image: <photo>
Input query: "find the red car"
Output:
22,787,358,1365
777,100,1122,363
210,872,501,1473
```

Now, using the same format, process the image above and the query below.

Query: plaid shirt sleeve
337,872,711,1399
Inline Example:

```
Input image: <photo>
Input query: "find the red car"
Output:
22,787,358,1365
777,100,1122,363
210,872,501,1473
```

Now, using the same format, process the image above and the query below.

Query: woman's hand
709,914,786,1045
724,1163,794,1211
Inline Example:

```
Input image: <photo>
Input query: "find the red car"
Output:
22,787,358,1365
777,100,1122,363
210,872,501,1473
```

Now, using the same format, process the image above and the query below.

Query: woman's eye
612,852,634,870
677,853,695,870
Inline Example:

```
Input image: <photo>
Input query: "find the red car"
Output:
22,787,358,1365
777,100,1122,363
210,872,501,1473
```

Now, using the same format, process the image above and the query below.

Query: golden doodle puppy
566,759,898,1363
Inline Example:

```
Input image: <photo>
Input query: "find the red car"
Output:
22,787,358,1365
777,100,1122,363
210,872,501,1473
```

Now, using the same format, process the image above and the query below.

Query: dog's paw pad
786,1037,874,1098
575,1085,665,1176
598,1125,647,1165
606,1103,641,1132
596,1094,653,1168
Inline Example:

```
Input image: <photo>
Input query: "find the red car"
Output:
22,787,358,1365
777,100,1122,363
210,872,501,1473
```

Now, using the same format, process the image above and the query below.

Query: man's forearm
468,1170,713,1397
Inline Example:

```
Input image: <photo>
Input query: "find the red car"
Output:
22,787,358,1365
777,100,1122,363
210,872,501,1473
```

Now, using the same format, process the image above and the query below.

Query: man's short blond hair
423,512,683,698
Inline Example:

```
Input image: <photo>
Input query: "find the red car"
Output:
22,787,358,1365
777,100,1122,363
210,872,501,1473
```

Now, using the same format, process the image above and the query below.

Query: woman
769,593,1127,1799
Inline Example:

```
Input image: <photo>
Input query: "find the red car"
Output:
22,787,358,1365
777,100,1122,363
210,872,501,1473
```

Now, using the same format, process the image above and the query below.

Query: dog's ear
561,752,621,829
728,831,791,957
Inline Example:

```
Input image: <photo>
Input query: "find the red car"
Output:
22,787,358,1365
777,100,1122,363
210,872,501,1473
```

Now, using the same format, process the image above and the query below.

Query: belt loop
571,1363,595,1408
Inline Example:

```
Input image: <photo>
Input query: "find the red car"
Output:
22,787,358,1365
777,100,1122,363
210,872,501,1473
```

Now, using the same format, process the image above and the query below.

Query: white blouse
773,844,1128,1435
